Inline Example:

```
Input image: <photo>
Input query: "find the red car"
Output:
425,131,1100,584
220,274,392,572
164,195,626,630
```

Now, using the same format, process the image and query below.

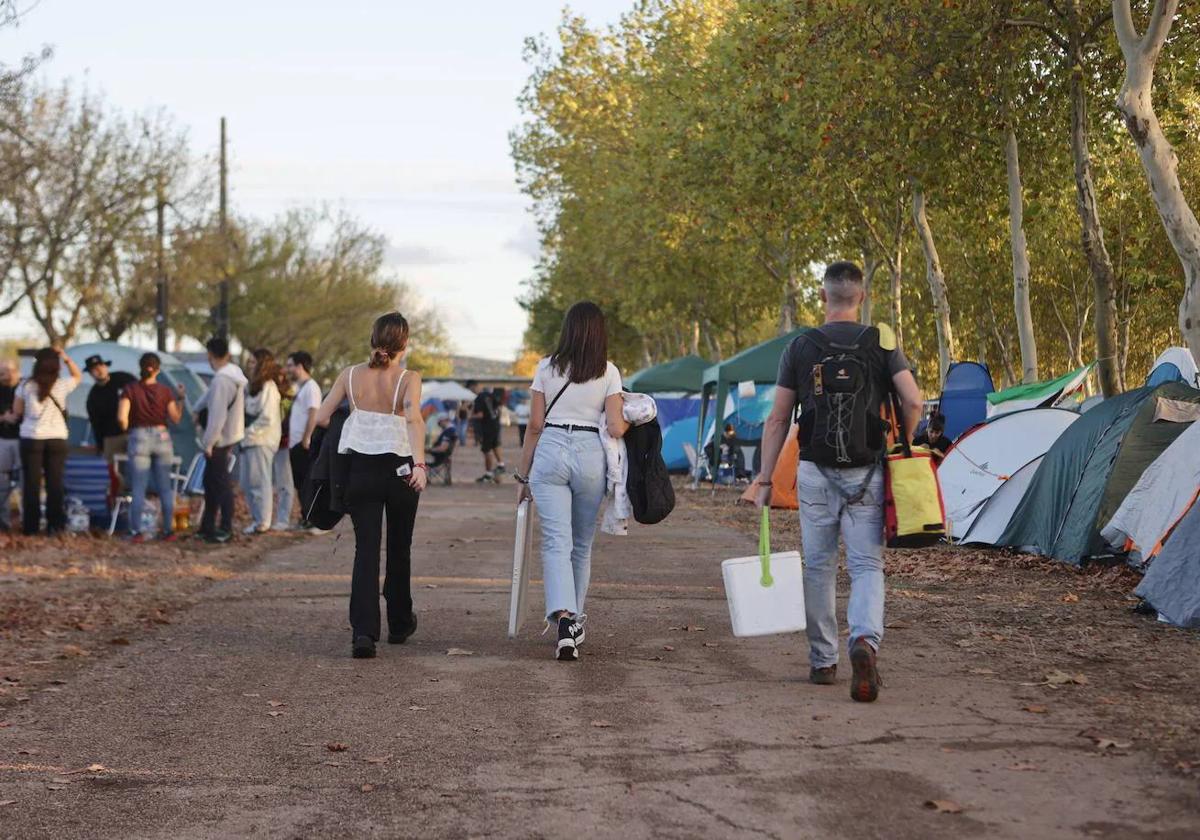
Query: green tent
996,381,1200,564
626,354,711,393
696,329,808,469
986,364,1094,417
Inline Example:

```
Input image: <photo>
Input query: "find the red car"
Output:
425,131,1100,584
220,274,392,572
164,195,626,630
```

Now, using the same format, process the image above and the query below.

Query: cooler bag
883,444,946,548
722,508,806,637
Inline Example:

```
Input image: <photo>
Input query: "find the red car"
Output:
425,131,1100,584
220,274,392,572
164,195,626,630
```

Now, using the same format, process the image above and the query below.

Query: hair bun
369,348,392,368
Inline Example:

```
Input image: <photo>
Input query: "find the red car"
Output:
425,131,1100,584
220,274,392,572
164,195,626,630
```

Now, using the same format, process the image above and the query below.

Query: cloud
503,223,541,261
385,244,459,267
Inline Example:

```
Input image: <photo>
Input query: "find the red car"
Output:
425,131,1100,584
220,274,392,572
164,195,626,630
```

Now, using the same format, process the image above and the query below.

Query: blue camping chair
63,454,112,531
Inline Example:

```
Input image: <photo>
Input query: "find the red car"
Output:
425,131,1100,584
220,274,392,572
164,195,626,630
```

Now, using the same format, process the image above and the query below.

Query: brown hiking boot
849,638,881,703
809,665,837,685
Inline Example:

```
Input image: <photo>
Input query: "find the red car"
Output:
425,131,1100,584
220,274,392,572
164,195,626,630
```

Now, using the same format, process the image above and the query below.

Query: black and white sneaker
556,615,585,661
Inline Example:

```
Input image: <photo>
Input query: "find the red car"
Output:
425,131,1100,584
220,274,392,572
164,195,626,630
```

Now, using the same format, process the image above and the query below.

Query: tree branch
1111,0,1139,53
1005,18,1069,52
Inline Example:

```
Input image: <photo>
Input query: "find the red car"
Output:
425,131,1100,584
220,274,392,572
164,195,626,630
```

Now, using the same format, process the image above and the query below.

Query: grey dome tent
1134,500,1200,628
996,382,1200,565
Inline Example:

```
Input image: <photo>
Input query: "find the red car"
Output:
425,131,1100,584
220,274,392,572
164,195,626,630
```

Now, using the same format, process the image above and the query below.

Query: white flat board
507,499,535,638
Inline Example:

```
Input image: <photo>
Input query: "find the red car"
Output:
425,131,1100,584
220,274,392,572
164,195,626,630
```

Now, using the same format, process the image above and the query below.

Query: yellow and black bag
883,395,946,548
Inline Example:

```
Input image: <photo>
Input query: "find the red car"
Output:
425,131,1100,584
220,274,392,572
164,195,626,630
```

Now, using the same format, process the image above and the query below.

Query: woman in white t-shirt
515,302,629,661
12,347,82,535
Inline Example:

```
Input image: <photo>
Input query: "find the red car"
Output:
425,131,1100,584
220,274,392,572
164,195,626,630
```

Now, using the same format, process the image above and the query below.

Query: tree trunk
780,267,800,334
1113,0,1200,371
1005,125,1039,383
890,251,903,352
690,320,700,356
911,185,955,384
862,247,880,326
1068,1,1121,396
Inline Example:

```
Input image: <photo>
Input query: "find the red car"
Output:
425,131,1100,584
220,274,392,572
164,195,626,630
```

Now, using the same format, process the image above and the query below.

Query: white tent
1101,419,1200,566
422,381,477,402
960,456,1045,546
1147,347,1199,388
940,408,1080,541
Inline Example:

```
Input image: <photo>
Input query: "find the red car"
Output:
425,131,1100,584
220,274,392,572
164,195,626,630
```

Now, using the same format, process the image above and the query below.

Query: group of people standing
0,339,326,543
178,338,324,543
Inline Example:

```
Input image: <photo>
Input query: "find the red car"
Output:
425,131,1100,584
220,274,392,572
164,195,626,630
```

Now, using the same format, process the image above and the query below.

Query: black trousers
200,444,236,535
289,443,311,496
346,453,419,641
20,438,68,535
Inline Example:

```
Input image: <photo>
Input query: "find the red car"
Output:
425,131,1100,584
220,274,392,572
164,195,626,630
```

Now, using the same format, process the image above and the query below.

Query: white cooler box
722,509,806,637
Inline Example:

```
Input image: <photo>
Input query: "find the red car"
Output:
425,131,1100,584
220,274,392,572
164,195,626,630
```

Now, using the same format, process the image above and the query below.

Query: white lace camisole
337,365,413,457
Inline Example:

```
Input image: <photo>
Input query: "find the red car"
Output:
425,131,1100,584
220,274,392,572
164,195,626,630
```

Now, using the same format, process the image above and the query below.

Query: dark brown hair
549,301,608,384
248,348,284,396
31,348,60,401
369,312,410,369
138,352,162,381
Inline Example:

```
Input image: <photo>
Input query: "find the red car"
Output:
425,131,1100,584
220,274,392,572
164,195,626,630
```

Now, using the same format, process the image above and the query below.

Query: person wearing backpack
754,262,923,703
513,302,629,662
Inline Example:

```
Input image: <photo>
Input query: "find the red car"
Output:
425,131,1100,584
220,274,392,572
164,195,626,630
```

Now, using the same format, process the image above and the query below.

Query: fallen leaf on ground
590,720,612,728
924,799,963,814
109,637,130,646
703,642,719,648
267,711,284,718
326,743,348,752
364,756,391,765
45,785,66,792
446,648,473,656
242,693,260,698
16,748,39,755
1062,592,1080,603
662,645,675,652
1023,705,1049,714
59,645,88,658
360,783,374,793
0,799,16,806
953,639,973,648
1008,762,1039,771
408,706,428,712
267,700,286,708
322,761,343,767
1079,730,1132,750
969,668,996,675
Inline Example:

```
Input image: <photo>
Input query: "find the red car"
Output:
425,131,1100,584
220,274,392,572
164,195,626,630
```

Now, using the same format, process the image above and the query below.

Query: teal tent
696,329,808,470
996,382,1200,565
626,354,711,394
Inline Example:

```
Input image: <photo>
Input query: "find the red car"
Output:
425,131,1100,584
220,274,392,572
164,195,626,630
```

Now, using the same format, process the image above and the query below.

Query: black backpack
625,417,675,525
796,326,889,467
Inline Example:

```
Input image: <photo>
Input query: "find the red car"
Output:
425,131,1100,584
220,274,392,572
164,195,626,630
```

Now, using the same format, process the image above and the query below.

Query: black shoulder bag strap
544,380,570,420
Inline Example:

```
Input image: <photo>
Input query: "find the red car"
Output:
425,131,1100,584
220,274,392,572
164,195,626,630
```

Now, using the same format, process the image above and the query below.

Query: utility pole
155,176,167,352
218,116,230,340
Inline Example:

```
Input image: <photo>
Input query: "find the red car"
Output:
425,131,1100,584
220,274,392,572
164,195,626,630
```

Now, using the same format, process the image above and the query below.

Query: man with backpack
189,337,247,543
754,261,923,703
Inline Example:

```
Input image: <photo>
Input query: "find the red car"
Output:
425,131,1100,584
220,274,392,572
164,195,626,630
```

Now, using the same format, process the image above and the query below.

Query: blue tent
662,415,711,472
1134,501,1200,628
939,362,994,441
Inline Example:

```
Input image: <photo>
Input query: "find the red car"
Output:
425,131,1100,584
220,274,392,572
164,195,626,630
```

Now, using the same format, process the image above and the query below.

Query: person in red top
118,353,183,542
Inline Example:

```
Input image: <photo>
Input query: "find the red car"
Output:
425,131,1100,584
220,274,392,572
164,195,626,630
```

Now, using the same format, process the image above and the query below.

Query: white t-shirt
289,378,322,446
531,358,623,428
19,377,79,440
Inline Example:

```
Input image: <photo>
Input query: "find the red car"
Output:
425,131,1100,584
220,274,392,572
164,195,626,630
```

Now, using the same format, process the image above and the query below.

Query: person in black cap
84,354,136,469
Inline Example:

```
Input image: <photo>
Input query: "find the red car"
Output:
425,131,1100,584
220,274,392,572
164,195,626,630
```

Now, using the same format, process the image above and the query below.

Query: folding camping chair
426,438,456,486
683,442,714,490
63,454,111,532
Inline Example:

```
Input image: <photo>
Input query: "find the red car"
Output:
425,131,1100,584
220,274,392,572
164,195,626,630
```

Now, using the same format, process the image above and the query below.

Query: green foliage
512,0,1200,390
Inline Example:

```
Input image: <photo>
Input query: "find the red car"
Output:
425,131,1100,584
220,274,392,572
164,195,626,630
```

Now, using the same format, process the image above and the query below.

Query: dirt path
2,437,1198,839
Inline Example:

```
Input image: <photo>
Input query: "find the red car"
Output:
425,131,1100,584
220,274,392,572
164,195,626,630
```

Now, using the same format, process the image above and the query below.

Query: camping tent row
938,350,1200,628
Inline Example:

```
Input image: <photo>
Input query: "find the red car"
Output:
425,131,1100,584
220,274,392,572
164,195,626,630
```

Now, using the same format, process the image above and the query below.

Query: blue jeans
797,461,885,669
530,427,607,619
129,427,175,536
239,444,275,529
273,447,294,527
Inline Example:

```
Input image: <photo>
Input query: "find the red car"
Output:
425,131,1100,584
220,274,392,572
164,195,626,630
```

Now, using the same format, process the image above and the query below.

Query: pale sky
0,0,632,360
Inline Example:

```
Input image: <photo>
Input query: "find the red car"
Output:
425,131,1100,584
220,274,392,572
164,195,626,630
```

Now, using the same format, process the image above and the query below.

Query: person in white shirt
12,347,82,535
286,350,322,529
240,348,283,534
514,302,629,662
